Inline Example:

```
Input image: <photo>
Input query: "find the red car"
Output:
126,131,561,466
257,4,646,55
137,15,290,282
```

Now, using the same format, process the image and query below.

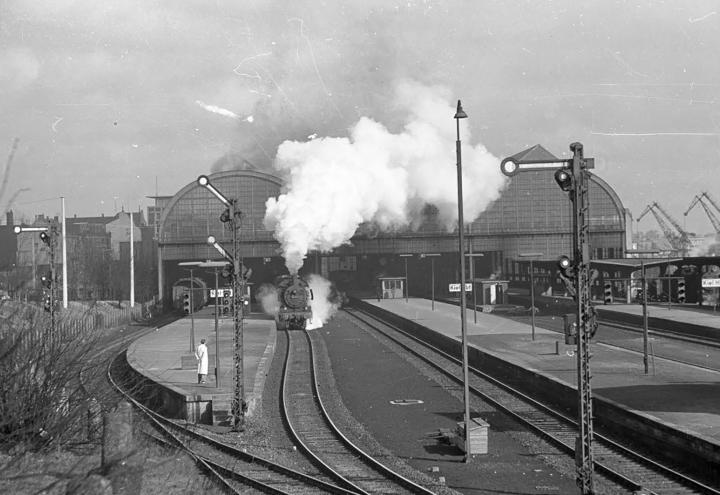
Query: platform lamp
625,249,660,374
518,253,543,340
454,100,472,462
200,260,229,388
399,254,413,302
419,253,441,310
179,261,203,353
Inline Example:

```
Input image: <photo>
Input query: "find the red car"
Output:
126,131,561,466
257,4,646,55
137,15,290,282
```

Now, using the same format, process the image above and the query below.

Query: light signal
554,168,573,191
183,292,190,314
604,283,613,305
677,279,686,303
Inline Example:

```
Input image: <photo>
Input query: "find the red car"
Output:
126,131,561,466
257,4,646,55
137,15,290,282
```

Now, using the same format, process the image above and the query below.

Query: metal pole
130,211,135,308
189,267,195,352
530,259,536,340
231,200,245,431
570,142,595,494
470,242,477,324
405,257,409,302
642,260,649,374
431,257,435,311
214,268,220,388
61,197,68,309
455,101,471,461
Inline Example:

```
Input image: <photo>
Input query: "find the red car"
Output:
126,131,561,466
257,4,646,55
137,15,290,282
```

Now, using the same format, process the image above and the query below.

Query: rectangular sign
449,283,473,292
210,289,233,297
702,278,720,288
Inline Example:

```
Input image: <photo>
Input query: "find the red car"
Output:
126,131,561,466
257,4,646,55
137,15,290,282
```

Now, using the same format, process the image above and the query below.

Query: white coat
195,343,208,375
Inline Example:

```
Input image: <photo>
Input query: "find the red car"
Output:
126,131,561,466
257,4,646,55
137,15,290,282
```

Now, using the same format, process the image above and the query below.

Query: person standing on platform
195,338,208,384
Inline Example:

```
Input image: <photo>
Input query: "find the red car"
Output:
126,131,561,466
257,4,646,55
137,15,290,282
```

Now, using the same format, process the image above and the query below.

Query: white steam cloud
306,274,342,330
256,283,280,316
263,81,506,274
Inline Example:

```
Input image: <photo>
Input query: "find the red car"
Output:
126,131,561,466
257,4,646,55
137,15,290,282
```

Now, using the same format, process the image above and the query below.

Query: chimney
6,210,13,226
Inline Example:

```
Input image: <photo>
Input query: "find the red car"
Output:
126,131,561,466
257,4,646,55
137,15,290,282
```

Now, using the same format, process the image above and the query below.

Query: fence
0,299,159,354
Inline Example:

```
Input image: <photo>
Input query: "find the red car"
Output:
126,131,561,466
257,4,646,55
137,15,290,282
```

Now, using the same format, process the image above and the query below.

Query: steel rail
345,308,719,495
280,328,437,495
107,350,355,495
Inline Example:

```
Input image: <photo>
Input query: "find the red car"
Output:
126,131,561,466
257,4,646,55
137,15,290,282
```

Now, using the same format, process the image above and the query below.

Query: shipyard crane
637,202,692,256
684,193,720,234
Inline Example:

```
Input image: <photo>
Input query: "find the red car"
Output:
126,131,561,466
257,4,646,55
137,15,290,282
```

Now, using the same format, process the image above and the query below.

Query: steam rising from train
263,81,506,274
258,274,343,330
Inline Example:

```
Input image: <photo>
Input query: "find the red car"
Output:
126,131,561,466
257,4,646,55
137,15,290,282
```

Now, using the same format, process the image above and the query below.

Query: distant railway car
275,275,313,330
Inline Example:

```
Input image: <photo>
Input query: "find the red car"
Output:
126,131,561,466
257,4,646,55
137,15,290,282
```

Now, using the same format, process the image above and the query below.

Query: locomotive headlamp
554,168,573,191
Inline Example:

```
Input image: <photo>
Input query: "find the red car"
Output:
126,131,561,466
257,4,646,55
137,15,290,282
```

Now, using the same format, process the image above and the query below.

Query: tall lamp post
519,253,543,340
420,253,441,310
198,175,247,431
200,260,228,388
399,254,413,302
454,100,472,461
179,261,203,353
625,249,660,374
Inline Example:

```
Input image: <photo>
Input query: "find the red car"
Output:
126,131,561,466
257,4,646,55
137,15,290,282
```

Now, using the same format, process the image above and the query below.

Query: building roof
505,144,560,163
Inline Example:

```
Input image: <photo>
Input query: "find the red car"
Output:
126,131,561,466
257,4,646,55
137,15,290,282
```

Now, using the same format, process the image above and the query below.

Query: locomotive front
275,275,313,330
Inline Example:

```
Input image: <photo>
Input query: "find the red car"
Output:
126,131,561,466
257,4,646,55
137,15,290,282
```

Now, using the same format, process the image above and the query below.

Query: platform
363,297,720,446
126,306,276,424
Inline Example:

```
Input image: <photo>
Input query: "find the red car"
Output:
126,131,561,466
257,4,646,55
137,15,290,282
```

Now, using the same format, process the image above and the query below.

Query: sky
2,0,720,237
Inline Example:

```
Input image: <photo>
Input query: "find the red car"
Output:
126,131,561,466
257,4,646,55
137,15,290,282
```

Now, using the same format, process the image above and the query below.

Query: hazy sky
2,0,720,236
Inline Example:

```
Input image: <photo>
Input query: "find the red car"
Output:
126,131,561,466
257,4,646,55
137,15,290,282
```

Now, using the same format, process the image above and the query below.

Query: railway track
107,348,359,494
281,328,437,495
344,307,720,495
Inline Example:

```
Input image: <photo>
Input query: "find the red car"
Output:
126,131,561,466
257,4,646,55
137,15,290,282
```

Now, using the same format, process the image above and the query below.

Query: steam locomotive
275,275,313,330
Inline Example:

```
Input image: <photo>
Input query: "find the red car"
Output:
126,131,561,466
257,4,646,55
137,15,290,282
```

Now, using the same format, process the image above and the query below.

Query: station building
156,145,631,306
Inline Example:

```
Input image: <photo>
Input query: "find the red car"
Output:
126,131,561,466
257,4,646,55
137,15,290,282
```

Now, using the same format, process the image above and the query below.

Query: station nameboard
449,283,473,292
701,278,720,288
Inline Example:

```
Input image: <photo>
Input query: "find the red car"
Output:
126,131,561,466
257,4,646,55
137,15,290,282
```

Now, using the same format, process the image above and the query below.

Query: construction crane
637,202,692,256
684,193,720,234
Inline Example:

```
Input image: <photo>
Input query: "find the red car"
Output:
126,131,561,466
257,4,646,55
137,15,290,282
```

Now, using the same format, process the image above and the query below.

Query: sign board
702,278,720,288
449,283,473,292
210,289,233,297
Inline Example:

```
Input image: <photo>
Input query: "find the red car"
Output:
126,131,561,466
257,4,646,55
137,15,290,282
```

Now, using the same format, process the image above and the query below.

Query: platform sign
702,278,720,288
449,283,473,292
210,288,233,297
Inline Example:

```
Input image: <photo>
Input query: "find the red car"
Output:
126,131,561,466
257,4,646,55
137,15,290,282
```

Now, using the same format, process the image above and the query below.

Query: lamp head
454,100,468,119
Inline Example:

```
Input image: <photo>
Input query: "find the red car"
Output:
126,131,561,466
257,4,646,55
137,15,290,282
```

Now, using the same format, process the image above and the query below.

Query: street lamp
420,254,441,310
399,254,413,302
454,100,472,461
625,249,660,374
519,253,543,340
198,175,246,431
200,260,228,388
179,261,203,353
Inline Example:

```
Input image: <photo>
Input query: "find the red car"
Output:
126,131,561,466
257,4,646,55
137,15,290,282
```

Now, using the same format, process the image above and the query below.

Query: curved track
345,307,720,495
107,349,358,494
280,328,437,495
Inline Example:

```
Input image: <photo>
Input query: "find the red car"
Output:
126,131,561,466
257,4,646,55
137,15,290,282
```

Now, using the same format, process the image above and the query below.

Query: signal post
501,143,597,494
198,175,249,432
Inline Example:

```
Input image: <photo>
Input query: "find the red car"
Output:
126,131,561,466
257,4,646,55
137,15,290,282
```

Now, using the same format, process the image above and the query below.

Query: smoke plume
306,274,343,330
256,283,280,316
264,81,506,273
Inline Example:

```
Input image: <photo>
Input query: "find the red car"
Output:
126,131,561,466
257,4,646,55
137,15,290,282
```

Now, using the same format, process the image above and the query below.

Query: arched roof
159,170,283,245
